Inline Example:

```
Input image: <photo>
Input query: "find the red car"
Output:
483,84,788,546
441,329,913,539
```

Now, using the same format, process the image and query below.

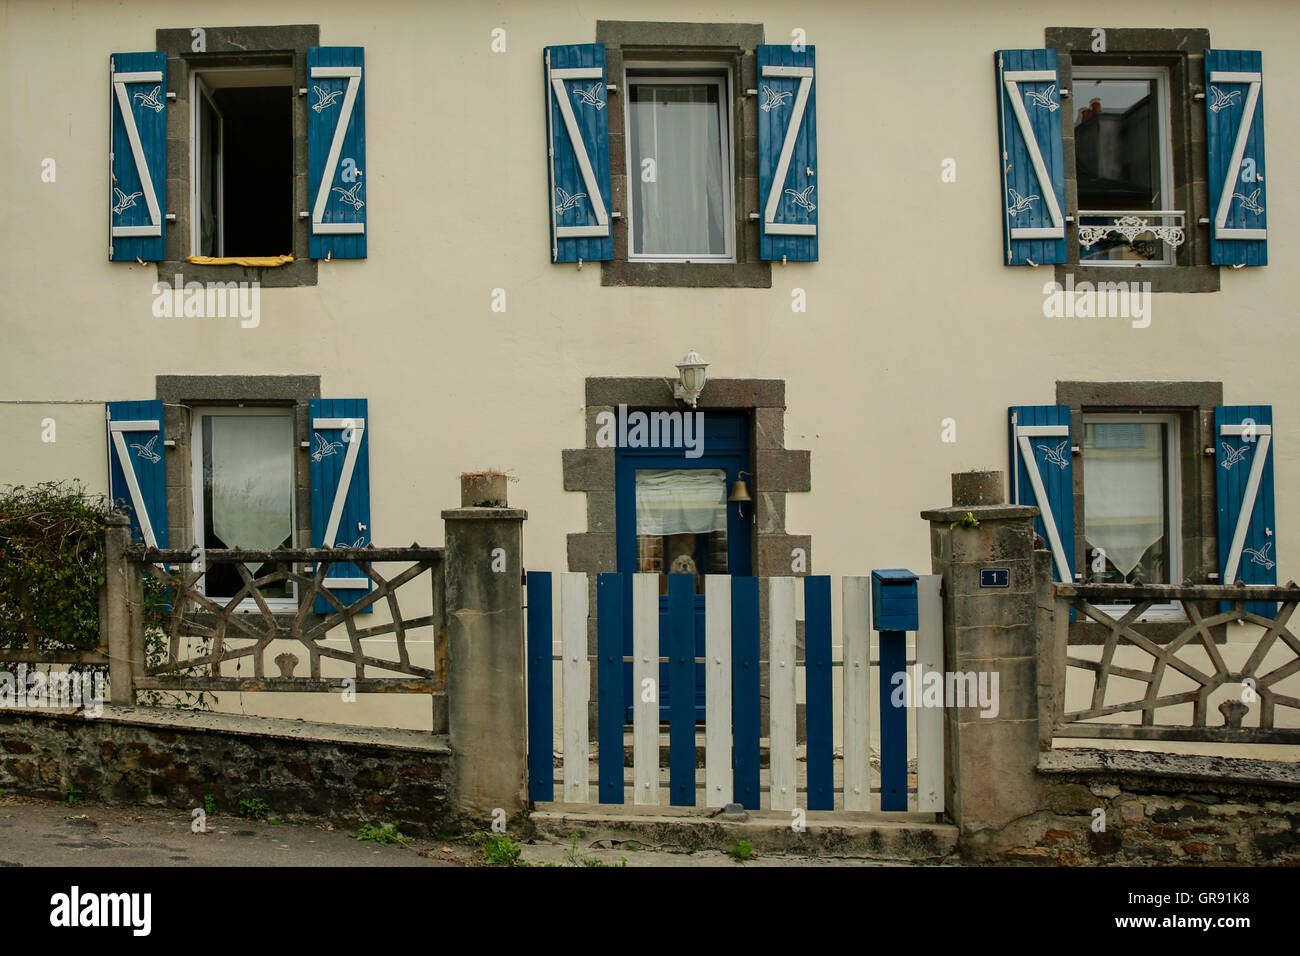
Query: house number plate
980,568,1010,588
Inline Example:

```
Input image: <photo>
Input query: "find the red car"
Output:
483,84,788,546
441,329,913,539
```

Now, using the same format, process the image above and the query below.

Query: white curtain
631,84,724,255
636,469,727,536
1084,437,1165,577
209,416,292,551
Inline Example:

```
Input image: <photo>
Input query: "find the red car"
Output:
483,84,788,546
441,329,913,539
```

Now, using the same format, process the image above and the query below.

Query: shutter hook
577,258,583,271
781,254,787,265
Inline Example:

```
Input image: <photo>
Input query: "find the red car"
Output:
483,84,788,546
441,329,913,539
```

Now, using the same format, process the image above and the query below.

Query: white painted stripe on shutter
555,226,609,238
842,575,872,811
561,572,589,803
107,417,161,549
310,65,364,234
768,576,797,812
1210,70,1265,239
1015,425,1071,583
1220,427,1273,585
321,578,368,589
761,65,815,232
704,575,732,808
632,573,659,805
548,66,610,231
1221,424,1272,438
915,575,944,813
111,71,163,237
1001,71,1065,239
312,417,365,548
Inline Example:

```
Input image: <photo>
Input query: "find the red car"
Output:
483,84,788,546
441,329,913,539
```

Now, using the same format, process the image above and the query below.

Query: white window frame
1082,411,1183,620
190,406,297,611
1072,65,1176,268
188,65,293,258
623,64,735,263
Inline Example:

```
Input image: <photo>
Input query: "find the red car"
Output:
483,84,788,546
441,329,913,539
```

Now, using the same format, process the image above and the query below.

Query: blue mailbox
871,569,919,632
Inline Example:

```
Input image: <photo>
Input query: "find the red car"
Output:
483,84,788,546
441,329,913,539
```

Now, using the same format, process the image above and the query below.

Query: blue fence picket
879,628,908,811
526,572,553,803
804,576,834,810
668,574,696,807
597,574,624,804
731,576,761,809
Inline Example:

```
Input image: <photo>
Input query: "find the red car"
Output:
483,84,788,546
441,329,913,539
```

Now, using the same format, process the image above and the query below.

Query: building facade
0,0,1293,730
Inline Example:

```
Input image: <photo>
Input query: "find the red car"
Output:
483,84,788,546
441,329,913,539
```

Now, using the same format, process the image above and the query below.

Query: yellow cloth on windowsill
184,254,294,267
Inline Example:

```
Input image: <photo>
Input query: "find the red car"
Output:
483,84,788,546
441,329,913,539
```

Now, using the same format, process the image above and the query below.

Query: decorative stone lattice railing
1048,583,1300,746
127,546,446,695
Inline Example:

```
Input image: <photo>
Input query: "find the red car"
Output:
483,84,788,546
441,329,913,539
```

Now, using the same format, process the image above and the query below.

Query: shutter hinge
611,211,622,219
1198,217,1210,225
1193,91,1206,101
1071,445,1080,455
1059,88,1070,97
162,439,176,448
299,88,307,96
300,441,311,449
1205,446,1216,455
1065,215,1075,223
605,83,618,94
746,88,758,96
165,213,176,221
299,211,309,218
748,212,760,221
165,91,176,100
1207,572,1220,581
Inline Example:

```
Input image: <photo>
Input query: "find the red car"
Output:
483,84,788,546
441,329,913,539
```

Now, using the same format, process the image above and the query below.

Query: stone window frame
596,21,771,289
157,375,319,613
1047,27,1220,294
1058,380,1224,640
156,25,320,289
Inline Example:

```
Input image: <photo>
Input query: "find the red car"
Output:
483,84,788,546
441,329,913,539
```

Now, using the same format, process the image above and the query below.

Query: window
635,468,730,592
1081,414,1181,594
1046,27,1223,292
1073,67,1176,267
625,69,734,262
191,66,294,258
190,408,297,608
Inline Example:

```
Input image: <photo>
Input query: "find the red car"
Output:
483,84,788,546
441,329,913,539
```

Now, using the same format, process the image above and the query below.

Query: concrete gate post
101,514,136,706
442,475,528,823
920,470,1047,853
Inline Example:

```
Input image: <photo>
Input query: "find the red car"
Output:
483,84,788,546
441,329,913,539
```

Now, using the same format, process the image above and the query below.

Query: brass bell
729,471,753,517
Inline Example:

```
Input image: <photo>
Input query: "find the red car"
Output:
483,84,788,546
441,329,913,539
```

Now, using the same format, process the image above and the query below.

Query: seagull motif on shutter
1007,188,1039,217
332,183,365,210
130,434,161,463
760,85,793,111
784,185,816,212
554,186,588,215
1208,86,1241,113
311,85,343,112
1220,442,1251,470
1233,188,1265,215
573,83,605,109
1023,83,1058,111
1036,439,1070,469
132,85,165,113
112,187,143,215
312,432,344,462
1242,542,1275,571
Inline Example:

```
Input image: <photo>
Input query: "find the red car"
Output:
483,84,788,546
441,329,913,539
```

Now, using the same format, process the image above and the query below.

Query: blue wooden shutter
545,44,613,263
109,52,167,262
757,44,818,262
1009,406,1074,584
1205,51,1267,266
309,398,372,613
106,400,168,548
1215,406,1277,617
308,47,367,259
995,50,1066,266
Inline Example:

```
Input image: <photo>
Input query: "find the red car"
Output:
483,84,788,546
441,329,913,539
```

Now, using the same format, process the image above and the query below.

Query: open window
624,68,735,262
190,66,294,258
1073,67,1178,267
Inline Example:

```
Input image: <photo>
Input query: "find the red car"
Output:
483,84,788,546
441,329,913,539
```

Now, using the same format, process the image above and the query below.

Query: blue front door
615,411,752,720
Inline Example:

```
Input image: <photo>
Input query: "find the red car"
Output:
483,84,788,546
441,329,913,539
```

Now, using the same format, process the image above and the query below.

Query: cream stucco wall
1,0,1297,736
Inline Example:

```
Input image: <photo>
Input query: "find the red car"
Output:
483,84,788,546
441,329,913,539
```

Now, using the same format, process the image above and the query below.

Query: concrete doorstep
529,803,958,862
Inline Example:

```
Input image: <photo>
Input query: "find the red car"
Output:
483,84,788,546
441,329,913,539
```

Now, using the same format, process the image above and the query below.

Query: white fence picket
915,574,944,812
704,575,732,808
842,575,872,811
561,572,589,804
632,573,659,806
769,577,797,811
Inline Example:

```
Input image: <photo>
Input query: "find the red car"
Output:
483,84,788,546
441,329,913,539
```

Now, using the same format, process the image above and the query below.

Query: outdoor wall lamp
673,349,709,407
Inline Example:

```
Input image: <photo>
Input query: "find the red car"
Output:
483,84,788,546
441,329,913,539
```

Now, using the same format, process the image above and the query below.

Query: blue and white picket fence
525,572,944,813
